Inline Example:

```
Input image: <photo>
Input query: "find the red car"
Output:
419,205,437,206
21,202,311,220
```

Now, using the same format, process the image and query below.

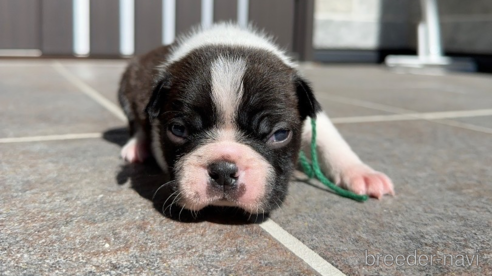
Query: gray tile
324,87,492,113
0,65,123,138
273,120,492,275
301,65,492,113
3,59,490,275
300,65,396,117
446,116,492,129
59,60,128,105
0,139,318,275
300,65,448,91
438,72,492,93
318,98,393,118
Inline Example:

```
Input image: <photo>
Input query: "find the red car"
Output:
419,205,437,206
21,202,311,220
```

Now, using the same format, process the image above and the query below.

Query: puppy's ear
145,74,172,119
295,76,321,120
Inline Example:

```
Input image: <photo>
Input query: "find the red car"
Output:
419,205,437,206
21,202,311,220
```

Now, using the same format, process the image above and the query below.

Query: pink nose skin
175,140,274,213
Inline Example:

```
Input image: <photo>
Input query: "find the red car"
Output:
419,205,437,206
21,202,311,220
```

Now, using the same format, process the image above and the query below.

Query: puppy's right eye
167,123,188,142
266,128,292,149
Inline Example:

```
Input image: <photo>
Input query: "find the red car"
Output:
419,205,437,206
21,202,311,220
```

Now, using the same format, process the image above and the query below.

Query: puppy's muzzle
208,161,239,190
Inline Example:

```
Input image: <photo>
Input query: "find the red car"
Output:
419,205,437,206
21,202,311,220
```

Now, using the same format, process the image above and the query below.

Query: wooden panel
293,0,314,61
41,0,73,55
0,0,41,49
135,0,163,55
249,0,295,52
176,0,201,37
90,0,120,56
214,0,237,23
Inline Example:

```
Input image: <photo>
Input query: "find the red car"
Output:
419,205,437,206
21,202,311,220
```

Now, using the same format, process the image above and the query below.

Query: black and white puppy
118,23,394,215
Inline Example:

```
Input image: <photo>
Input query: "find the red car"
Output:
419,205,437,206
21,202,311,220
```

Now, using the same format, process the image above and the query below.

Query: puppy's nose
208,161,238,189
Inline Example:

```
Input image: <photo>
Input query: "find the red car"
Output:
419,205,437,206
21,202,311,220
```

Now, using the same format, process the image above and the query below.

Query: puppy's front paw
337,163,394,199
121,138,149,163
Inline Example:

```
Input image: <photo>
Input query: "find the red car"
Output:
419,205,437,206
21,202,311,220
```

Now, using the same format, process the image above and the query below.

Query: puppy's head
147,46,320,214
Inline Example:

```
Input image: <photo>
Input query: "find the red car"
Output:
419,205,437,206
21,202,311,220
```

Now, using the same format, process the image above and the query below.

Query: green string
299,118,368,202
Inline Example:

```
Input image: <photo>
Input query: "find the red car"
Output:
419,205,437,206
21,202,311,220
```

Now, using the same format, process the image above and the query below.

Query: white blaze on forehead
164,23,296,68
210,56,246,126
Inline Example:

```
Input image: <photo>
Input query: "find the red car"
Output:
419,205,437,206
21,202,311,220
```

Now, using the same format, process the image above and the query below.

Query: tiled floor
1,59,491,275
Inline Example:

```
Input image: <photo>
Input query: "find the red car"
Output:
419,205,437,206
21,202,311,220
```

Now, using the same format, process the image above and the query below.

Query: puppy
118,23,394,215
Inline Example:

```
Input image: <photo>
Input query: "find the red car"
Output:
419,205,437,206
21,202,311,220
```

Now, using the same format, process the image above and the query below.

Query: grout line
332,109,492,124
322,94,492,134
260,220,345,276
332,114,417,124
333,115,492,135
0,133,102,143
415,109,492,120
321,95,414,114
432,120,492,135
51,61,127,122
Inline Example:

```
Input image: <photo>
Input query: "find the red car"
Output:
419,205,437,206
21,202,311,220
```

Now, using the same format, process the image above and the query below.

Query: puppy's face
147,47,319,214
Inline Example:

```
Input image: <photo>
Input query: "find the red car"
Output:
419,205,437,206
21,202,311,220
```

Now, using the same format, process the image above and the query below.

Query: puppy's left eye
267,129,291,147
167,123,188,143
169,123,187,138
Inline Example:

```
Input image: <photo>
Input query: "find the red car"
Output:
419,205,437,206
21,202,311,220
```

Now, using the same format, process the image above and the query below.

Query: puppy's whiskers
161,190,180,215
152,180,177,201
191,209,199,219
254,206,260,224
166,191,183,216
178,204,186,221
247,209,254,221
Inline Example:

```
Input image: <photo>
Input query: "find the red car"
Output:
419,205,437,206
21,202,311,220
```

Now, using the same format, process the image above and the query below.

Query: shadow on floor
102,127,269,225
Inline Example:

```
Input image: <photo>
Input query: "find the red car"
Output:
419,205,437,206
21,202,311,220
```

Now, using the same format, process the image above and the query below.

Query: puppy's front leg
301,111,394,199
